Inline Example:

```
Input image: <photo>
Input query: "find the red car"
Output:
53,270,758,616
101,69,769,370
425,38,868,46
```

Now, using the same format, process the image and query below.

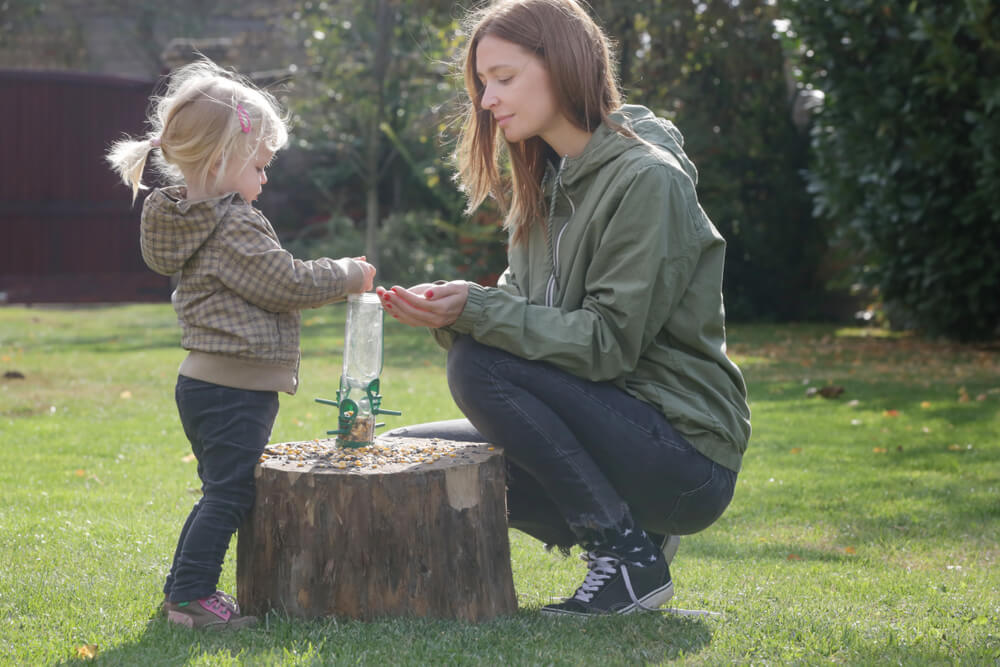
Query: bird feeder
316,292,400,447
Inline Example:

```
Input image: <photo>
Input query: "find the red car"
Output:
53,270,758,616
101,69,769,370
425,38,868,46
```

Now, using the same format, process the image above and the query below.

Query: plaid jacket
141,186,366,394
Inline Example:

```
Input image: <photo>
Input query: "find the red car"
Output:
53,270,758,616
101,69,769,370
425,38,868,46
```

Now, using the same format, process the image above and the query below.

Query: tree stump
236,436,517,622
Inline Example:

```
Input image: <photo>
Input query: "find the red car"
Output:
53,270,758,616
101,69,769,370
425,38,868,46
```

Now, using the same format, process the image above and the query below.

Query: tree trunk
236,437,517,622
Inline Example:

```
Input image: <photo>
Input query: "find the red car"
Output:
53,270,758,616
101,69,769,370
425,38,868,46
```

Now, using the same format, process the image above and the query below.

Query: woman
377,0,750,617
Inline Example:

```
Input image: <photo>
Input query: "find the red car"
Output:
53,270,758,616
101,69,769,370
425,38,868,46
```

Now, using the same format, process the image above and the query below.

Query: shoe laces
573,551,667,612
572,551,620,603
200,591,239,620
211,590,240,615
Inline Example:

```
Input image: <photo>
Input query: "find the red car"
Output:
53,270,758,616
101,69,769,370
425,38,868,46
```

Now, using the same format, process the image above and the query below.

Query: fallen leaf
181,453,196,463
119,390,132,399
844,546,857,554
883,409,900,417
790,447,802,454
75,644,98,659
75,469,86,477
872,447,887,453
920,401,932,409
787,553,801,561
948,444,962,451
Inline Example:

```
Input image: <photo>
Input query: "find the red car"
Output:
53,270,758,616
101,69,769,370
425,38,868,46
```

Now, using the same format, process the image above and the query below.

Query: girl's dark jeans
164,375,279,603
386,336,737,549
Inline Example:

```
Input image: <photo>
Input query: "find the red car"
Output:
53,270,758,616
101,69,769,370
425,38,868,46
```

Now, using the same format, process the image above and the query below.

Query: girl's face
475,34,571,150
218,147,272,203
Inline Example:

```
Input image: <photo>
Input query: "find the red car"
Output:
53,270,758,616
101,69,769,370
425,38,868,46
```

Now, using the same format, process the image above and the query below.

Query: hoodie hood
558,104,699,187
140,186,242,276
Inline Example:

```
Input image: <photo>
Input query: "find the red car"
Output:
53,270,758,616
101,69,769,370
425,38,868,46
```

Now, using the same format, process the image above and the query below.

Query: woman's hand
376,281,470,329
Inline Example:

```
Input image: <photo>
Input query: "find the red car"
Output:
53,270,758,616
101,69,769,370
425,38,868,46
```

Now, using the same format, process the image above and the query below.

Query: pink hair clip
236,103,252,134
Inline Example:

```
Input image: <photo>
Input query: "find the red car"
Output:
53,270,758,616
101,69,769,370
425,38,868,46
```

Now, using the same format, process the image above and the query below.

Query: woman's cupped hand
376,281,470,329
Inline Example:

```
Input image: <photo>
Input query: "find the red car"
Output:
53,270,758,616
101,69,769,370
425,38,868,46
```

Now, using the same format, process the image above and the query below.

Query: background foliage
269,0,508,287
268,0,829,317
596,0,828,321
786,0,1000,340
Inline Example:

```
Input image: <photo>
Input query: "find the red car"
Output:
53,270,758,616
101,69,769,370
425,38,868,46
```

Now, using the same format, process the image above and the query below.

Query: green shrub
788,0,1000,340
602,0,828,321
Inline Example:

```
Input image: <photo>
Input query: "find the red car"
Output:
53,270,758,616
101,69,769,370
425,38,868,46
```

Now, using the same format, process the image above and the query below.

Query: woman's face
475,34,569,147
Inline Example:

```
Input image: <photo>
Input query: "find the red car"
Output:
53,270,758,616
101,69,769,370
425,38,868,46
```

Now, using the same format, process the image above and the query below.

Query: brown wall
0,69,171,303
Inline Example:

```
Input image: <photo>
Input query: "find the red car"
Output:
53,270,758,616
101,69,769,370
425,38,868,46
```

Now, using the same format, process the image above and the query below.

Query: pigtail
105,136,158,204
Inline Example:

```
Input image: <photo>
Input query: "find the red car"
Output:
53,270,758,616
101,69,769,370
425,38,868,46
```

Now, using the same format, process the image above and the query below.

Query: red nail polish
425,291,434,298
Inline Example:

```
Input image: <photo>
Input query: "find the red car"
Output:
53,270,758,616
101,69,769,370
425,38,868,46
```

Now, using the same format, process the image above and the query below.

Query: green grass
1,304,998,665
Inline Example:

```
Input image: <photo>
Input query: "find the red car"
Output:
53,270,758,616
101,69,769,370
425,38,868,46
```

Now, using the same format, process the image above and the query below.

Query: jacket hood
141,186,242,275
558,104,698,186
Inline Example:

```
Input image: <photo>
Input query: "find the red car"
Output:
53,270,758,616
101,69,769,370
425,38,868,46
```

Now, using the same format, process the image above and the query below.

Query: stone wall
0,0,303,79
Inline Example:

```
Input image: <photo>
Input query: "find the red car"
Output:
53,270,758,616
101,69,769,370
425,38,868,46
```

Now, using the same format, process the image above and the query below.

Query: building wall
0,1,304,303
0,70,170,302
0,0,303,79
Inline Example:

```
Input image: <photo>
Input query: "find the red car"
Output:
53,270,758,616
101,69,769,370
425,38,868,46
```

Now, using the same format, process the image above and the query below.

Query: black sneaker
541,551,673,616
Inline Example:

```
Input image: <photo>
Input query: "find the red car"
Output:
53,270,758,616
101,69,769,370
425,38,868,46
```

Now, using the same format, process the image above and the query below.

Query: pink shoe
166,591,257,630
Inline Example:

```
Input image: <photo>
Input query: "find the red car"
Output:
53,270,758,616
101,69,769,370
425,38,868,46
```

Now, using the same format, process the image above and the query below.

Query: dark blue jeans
164,375,279,603
386,336,737,550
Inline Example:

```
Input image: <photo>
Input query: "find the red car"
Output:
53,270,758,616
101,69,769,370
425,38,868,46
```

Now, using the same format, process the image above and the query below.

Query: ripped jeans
385,336,736,549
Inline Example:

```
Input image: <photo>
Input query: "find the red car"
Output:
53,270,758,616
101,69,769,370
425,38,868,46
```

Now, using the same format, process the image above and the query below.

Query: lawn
1,304,997,665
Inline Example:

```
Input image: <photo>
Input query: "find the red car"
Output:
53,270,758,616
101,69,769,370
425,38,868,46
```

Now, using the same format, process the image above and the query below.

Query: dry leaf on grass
75,644,98,660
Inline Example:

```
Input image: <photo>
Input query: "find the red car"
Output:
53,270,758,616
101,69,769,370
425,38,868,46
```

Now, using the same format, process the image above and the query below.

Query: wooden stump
236,436,517,622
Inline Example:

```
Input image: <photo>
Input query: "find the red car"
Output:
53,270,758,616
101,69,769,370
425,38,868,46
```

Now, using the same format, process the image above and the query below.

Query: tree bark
236,437,517,622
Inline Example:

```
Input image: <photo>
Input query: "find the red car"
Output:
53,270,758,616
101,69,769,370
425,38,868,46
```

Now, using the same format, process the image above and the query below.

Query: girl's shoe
166,590,257,630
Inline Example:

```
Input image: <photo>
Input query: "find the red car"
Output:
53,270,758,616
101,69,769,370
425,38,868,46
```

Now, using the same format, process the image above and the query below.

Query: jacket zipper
545,156,575,307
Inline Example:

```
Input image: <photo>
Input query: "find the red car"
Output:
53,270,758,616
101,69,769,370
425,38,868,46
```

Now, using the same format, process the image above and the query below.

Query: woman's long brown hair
455,0,623,245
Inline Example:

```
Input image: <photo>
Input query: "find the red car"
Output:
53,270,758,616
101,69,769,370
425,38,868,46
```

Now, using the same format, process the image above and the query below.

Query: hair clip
236,103,252,134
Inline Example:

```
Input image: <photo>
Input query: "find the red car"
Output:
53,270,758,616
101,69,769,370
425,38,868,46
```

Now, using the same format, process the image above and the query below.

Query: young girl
379,0,750,616
107,59,375,630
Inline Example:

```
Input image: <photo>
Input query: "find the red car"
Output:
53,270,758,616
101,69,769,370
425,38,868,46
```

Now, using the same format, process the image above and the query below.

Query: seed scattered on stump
259,437,474,472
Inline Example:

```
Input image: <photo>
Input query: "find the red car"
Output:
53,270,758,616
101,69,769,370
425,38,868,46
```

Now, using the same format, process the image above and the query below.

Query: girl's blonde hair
455,0,623,244
106,58,289,202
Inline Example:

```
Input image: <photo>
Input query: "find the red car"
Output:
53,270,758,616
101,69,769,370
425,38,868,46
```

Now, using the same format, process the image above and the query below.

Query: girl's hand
353,256,376,292
376,281,470,329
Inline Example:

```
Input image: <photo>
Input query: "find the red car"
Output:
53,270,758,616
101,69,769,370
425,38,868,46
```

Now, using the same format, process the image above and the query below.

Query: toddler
106,58,375,630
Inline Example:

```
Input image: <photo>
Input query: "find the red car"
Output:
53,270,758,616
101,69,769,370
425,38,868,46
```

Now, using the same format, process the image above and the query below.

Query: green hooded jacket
434,105,751,472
